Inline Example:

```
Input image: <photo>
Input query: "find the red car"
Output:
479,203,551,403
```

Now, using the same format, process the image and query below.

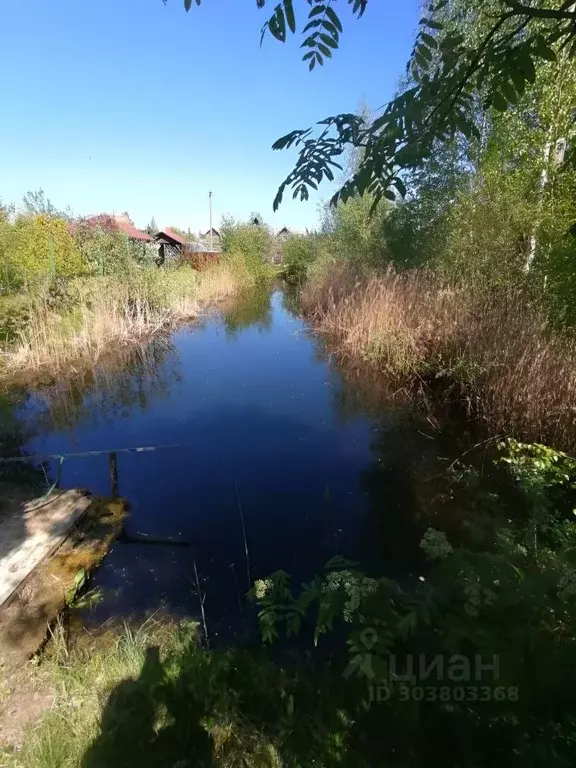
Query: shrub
73,219,155,276
321,195,391,268
0,294,31,346
7,214,86,287
281,236,319,284
220,218,273,284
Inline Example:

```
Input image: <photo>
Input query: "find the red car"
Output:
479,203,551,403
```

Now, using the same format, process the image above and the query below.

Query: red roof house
83,214,152,242
156,227,189,246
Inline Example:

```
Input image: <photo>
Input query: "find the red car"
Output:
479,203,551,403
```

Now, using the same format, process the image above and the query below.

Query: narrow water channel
20,288,445,638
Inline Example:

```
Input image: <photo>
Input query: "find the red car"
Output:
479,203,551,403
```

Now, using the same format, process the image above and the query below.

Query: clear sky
1,0,419,233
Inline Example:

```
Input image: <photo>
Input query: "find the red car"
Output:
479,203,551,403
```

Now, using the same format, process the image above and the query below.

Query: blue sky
1,0,419,232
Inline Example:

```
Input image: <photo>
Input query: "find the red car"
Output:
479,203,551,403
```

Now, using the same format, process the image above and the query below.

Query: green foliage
0,294,31,345
7,215,86,287
0,210,162,292
73,220,157,276
220,217,274,284
22,189,69,219
498,437,576,527
251,438,576,765
178,0,367,69
310,0,576,305
145,217,159,236
280,235,318,284
266,1,576,212
322,194,390,268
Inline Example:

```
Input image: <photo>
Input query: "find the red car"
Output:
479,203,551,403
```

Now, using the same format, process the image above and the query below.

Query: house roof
201,227,221,238
157,227,189,246
84,214,152,242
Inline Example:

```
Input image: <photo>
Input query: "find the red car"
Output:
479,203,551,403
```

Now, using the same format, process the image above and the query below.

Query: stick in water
192,557,210,648
234,481,252,590
230,562,242,611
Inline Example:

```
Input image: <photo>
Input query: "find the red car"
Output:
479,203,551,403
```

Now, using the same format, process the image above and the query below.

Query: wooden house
201,227,221,242
155,227,189,265
156,228,220,268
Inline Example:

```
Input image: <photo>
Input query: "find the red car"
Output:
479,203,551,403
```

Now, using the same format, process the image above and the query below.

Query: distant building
201,227,221,241
276,226,291,240
198,227,222,254
155,227,220,268
155,228,189,264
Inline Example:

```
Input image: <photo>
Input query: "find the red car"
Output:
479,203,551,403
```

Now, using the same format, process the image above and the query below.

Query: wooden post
109,452,119,498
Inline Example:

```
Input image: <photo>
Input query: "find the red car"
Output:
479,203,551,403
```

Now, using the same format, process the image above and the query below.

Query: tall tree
146,217,159,236
172,0,576,210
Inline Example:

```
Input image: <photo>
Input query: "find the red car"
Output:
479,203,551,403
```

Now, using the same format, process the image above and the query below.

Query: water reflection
221,285,273,339
314,332,481,576
17,287,473,630
22,339,182,436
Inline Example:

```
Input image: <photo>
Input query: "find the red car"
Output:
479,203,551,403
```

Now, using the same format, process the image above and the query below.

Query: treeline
0,195,269,385
283,0,576,319
0,193,159,291
0,197,295,383
277,0,576,452
255,6,576,764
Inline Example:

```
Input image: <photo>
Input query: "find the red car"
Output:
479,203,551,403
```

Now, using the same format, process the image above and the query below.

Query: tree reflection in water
221,285,273,339
21,338,182,436
326,351,484,578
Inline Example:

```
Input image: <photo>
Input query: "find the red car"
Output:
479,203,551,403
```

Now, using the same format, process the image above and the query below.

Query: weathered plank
0,490,91,609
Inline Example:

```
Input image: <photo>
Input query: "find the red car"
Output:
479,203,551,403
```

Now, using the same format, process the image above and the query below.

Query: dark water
20,288,445,637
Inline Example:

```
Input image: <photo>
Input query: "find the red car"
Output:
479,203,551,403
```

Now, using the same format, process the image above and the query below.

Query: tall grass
0,265,238,386
302,263,576,450
2,620,350,767
0,621,189,767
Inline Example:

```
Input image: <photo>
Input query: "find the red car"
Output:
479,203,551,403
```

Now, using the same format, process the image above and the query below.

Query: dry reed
302,264,576,450
0,265,239,386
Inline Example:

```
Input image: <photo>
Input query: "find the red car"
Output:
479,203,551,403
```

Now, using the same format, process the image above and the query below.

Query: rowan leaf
283,0,296,33
326,6,343,33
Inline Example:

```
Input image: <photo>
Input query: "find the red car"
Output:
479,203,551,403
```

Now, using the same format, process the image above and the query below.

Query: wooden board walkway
0,490,91,609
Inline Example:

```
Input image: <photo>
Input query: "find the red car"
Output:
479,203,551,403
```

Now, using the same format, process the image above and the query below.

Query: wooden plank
0,490,91,609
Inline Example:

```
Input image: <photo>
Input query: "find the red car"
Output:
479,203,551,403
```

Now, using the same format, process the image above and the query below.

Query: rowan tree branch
501,0,576,21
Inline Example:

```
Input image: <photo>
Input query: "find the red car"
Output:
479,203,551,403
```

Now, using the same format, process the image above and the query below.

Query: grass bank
4,437,576,766
0,620,360,767
301,262,576,450
0,265,239,388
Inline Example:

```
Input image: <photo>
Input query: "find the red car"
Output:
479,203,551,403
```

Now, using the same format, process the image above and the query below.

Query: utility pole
209,191,213,251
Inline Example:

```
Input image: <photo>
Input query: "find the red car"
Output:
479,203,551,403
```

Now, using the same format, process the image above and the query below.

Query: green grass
1,620,360,768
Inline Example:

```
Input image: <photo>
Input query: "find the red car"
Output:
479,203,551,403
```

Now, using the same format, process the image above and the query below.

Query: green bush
281,236,319,284
7,215,86,287
220,218,273,284
0,294,31,345
321,195,391,268
73,221,156,276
